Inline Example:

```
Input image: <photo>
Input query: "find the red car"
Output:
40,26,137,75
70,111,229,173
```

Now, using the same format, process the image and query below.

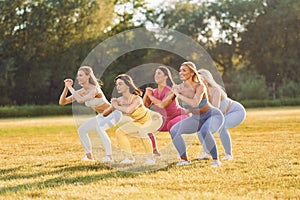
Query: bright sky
145,0,165,8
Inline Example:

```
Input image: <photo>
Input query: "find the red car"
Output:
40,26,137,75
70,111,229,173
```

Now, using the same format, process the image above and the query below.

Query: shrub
277,78,300,98
0,105,72,118
225,70,269,101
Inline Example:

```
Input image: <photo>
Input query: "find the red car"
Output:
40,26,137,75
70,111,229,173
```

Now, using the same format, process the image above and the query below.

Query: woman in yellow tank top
111,74,163,165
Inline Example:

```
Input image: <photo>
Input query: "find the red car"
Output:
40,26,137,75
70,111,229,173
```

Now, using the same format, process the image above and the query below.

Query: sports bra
182,98,208,110
181,83,209,110
210,87,231,112
85,93,108,108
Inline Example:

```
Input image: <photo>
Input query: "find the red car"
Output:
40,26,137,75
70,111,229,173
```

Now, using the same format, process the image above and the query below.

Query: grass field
0,107,299,199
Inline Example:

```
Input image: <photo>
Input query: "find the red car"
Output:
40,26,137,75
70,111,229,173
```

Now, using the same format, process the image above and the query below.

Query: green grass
0,107,299,199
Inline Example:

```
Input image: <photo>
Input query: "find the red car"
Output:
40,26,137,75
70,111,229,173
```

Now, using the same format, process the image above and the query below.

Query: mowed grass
0,107,299,200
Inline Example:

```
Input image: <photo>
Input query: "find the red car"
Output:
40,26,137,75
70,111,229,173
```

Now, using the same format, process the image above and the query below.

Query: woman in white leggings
197,69,246,160
59,66,122,162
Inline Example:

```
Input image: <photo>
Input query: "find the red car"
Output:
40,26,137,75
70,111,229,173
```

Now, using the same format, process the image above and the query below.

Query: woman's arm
102,104,114,117
59,79,74,105
147,90,175,108
112,96,141,114
173,84,204,108
142,87,153,108
209,88,221,108
59,87,73,105
66,82,97,104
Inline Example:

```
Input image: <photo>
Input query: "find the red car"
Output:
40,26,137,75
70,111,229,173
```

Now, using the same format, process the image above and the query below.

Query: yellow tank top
129,104,151,124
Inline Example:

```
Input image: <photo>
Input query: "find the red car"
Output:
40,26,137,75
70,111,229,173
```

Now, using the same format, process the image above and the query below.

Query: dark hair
114,74,143,96
157,66,175,87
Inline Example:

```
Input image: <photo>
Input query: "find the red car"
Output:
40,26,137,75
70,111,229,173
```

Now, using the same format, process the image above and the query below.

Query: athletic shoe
120,158,135,164
222,154,233,161
145,158,155,165
102,156,114,163
176,159,191,166
211,160,221,167
81,156,94,161
196,152,212,160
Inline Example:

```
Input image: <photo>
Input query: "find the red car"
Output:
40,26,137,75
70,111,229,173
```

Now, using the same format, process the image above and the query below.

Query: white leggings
78,110,122,155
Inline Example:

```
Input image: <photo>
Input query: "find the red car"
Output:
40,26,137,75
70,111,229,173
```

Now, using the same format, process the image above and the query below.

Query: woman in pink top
143,66,189,156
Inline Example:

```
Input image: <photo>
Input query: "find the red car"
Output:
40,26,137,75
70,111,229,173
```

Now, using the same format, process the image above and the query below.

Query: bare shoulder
132,95,142,103
194,82,204,91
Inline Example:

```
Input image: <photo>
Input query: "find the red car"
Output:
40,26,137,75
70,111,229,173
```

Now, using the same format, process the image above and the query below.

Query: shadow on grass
0,162,138,195
0,161,178,195
0,166,23,175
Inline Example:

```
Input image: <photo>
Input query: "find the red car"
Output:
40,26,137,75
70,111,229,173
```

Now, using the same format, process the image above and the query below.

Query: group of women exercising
59,61,246,167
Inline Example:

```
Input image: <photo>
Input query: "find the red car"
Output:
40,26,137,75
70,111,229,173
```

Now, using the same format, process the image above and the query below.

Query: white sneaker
145,158,155,165
102,156,114,163
222,154,233,161
176,159,191,166
211,160,221,167
196,152,212,160
120,158,135,164
81,156,94,161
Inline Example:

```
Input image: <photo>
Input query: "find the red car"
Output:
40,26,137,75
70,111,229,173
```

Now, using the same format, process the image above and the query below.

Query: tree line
1,0,299,106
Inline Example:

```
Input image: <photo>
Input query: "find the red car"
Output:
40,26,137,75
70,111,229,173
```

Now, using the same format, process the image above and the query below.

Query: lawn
0,107,299,199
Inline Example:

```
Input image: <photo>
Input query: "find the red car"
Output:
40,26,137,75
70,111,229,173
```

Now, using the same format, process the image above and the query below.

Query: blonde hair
78,66,102,88
198,69,227,98
181,61,201,83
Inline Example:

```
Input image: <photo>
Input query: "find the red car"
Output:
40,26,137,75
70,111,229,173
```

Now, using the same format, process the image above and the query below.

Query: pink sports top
152,86,185,118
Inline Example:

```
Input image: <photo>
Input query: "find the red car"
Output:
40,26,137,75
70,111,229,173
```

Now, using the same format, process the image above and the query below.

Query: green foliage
226,69,269,100
0,105,72,118
0,0,115,105
240,97,300,108
277,78,300,98
0,0,299,106
239,0,300,84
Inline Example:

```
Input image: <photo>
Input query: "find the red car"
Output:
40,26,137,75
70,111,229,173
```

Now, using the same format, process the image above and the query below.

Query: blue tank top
182,98,208,110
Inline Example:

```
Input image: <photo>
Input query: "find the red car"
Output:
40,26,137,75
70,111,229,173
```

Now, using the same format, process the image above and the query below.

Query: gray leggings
200,101,246,154
78,110,122,155
170,107,224,159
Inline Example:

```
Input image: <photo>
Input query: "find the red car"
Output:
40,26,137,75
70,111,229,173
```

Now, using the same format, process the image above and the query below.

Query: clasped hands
172,84,180,96
110,98,119,108
64,79,73,87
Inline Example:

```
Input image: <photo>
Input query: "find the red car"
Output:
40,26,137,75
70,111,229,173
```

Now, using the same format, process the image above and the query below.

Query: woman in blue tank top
170,62,224,167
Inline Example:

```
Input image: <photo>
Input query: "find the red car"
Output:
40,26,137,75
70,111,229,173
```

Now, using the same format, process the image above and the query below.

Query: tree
239,0,300,87
0,0,115,105
146,0,264,78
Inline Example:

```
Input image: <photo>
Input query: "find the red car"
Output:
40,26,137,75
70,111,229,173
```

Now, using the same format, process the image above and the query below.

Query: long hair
157,66,175,87
198,69,227,98
181,61,201,83
78,66,103,88
114,74,143,96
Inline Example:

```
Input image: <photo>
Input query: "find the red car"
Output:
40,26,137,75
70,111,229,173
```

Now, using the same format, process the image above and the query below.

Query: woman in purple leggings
170,62,224,167
197,69,246,161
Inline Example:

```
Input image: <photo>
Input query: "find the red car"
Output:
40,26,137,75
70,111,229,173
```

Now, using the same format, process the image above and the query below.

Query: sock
148,133,157,151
